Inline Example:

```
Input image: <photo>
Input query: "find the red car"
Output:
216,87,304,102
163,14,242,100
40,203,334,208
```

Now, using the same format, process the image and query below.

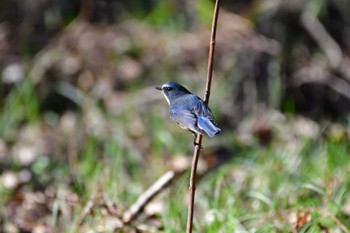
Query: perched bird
156,82,221,139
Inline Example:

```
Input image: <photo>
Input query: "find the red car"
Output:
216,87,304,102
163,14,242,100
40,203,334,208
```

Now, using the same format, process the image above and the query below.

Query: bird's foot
193,141,203,149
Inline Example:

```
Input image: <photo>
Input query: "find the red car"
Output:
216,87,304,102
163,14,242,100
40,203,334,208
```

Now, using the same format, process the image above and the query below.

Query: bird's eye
166,87,172,91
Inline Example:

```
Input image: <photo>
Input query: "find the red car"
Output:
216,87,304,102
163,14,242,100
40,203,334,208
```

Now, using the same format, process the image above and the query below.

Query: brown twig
123,170,178,223
186,1,220,232
330,212,350,233
77,199,95,226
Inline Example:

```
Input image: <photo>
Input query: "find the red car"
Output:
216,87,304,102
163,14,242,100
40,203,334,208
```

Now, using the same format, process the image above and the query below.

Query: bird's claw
193,141,203,149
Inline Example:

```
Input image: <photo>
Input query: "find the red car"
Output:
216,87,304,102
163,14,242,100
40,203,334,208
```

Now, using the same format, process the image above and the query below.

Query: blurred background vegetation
1,0,350,232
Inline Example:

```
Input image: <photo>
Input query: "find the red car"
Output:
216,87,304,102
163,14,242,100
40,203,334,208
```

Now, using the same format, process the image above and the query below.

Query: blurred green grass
1,80,349,232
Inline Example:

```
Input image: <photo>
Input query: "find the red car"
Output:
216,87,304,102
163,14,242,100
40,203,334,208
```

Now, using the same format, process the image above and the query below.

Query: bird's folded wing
170,109,197,129
191,96,218,126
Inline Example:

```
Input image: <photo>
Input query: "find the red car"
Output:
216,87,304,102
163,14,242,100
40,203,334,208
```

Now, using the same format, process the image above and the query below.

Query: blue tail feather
197,116,221,137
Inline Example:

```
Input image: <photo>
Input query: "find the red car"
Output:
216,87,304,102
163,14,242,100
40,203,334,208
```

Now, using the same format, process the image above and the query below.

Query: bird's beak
155,86,162,91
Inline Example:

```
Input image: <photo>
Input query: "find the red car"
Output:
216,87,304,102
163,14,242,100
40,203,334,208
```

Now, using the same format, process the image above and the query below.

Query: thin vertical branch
186,0,220,232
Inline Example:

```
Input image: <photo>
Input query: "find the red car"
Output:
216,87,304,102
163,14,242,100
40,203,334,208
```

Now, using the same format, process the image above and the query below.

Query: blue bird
156,82,221,139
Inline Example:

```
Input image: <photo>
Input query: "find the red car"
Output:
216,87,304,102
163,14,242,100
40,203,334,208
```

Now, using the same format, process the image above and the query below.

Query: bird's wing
170,108,202,134
191,95,219,126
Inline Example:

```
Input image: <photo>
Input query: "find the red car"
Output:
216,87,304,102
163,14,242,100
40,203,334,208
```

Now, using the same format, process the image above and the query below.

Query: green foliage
196,0,214,25
144,1,176,27
154,138,350,232
140,0,213,30
0,79,39,139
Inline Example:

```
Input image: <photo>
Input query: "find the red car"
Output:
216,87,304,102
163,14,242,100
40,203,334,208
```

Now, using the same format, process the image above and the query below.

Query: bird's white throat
162,92,170,105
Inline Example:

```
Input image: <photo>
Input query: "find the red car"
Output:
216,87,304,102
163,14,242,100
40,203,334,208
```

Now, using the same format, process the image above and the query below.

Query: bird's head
156,82,191,104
